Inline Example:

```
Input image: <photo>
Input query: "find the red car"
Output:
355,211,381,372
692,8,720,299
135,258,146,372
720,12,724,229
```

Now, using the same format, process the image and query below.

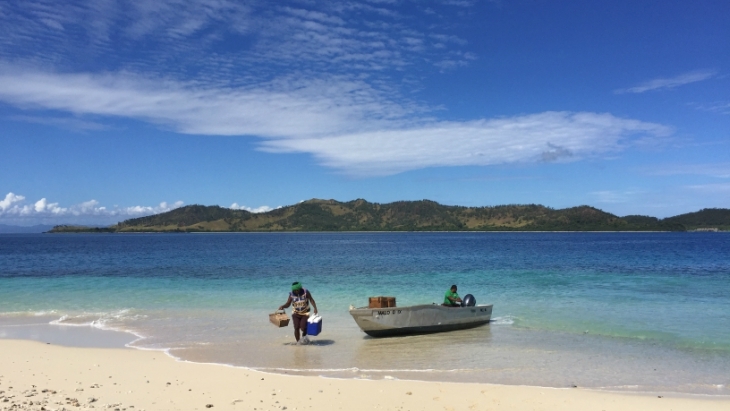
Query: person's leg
292,314,302,342
300,315,309,338
299,315,311,344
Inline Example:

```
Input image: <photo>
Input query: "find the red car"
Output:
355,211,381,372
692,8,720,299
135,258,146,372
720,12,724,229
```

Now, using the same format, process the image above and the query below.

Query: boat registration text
374,310,402,316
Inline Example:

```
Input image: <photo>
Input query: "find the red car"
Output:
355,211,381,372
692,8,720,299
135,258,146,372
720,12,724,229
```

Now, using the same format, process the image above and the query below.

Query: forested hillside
48,199,725,232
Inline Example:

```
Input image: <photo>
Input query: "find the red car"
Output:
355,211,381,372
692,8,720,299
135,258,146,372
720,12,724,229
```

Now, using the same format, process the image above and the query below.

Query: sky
0,0,728,225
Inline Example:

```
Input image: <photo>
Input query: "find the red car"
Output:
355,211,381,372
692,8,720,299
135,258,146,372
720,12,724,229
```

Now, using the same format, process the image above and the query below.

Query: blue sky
0,0,728,225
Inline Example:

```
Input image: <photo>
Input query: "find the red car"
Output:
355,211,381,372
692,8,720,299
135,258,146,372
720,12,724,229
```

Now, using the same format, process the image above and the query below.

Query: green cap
291,282,303,291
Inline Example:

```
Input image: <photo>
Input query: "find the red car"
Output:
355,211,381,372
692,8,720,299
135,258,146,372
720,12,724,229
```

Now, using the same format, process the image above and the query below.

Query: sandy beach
1,339,728,411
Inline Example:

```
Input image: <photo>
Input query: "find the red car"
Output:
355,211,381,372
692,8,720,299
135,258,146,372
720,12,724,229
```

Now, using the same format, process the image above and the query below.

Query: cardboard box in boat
368,296,396,308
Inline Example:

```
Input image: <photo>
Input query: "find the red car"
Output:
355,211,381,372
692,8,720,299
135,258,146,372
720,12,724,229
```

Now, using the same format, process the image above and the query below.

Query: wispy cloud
261,112,671,176
439,0,476,7
416,174,544,183
0,67,415,138
645,163,730,179
588,185,730,218
614,69,717,94
7,115,109,132
0,1,675,178
685,182,730,193
0,192,183,225
0,66,671,176
689,101,730,115
0,0,472,82
590,190,643,204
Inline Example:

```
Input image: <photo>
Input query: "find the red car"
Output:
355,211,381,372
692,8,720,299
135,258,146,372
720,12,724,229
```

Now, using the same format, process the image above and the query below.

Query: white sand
1,339,728,411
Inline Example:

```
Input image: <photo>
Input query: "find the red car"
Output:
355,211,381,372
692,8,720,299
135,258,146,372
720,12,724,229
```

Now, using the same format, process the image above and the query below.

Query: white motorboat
349,303,492,337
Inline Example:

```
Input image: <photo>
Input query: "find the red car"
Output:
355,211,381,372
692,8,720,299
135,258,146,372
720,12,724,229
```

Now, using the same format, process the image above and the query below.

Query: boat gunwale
350,303,493,313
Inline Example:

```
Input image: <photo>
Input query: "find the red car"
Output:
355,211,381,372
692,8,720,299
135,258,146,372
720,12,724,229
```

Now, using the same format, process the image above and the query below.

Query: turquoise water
1,232,729,394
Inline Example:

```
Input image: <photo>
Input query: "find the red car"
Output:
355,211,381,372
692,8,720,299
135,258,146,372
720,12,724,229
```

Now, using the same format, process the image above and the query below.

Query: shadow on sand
282,339,336,346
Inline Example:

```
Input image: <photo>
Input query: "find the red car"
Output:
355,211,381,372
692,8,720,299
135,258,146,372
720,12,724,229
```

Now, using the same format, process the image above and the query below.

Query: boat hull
349,304,492,338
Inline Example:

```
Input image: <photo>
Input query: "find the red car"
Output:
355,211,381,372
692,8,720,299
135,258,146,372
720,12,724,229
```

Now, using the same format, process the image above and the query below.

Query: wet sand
0,322,136,349
1,339,728,411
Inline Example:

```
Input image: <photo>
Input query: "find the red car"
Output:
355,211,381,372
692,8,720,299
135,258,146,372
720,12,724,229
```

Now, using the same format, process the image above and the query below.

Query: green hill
663,208,730,231
48,199,725,233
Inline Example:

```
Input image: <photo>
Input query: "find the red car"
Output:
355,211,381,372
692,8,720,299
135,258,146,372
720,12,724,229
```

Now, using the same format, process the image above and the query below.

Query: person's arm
308,292,318,315
278,295,293,311
447,294,462,303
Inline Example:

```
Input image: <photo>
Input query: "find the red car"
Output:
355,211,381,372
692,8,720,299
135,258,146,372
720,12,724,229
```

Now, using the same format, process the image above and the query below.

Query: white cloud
0,192,26,211
615,70,717,94
0,67,410,138
33,198,65,214
261,111,671,176
229,203,280,213
119,201,184,216
0,67,672,176
0,193,184,224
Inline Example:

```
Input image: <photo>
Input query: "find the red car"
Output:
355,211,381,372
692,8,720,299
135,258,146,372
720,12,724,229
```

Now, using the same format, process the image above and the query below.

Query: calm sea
1,232,729,394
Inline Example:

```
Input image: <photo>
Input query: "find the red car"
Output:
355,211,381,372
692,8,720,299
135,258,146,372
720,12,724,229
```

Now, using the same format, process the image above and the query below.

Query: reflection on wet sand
349,325,493,376
0,320,135,348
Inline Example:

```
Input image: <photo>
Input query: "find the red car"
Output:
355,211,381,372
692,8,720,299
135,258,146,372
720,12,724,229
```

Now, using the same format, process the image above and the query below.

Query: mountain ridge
47,199,730,233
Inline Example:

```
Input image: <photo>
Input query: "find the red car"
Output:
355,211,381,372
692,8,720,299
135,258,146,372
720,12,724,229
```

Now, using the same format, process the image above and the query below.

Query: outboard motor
463,294,476,307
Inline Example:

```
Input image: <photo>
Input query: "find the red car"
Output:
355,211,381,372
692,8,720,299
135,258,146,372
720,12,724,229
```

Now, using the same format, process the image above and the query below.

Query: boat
349,302,493,337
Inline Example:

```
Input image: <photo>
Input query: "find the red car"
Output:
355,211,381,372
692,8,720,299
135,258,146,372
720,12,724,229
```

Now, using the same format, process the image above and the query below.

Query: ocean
1,232,728,394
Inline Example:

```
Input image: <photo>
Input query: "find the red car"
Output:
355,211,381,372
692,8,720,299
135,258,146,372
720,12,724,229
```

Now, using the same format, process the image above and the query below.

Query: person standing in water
278,281,318,345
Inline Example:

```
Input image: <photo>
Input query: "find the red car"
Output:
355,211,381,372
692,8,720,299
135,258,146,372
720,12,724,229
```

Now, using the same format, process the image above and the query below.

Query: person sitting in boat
278,281,318,345
443,284,462,307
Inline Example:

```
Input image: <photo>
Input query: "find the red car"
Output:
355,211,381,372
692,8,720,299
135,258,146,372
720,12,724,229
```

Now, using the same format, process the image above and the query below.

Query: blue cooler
306,314,322,336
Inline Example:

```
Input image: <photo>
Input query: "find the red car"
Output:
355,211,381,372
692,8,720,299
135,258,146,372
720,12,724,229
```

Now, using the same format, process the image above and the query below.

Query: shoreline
2,339,729,411
2,313,730,397
4,320,730,398
44,230,702,234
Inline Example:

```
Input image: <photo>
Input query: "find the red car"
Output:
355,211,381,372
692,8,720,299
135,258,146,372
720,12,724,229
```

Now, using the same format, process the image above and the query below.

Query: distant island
0,224,55,234
48,199,730,233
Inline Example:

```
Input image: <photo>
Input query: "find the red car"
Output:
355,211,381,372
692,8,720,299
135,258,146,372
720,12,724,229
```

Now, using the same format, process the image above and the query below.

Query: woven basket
269,311,290,327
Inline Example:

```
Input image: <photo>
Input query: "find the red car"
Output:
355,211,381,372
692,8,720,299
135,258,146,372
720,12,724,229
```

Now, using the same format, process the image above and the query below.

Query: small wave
49,309,146,327
606,385,640,389
0,310,59,317
34,310,59,316
49,315,105,328
52,311,150,347
490,315,515,325
48,309,148,343
251,366,476,374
